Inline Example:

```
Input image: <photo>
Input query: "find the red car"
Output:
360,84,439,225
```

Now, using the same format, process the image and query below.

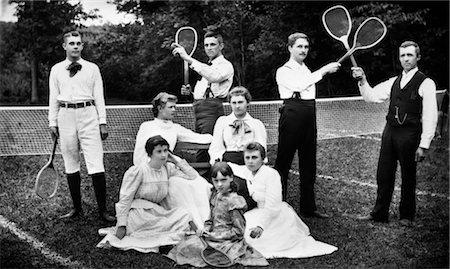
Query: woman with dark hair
97,135,200,253
208,86,267,165
167,162,268,267
228,142,338,258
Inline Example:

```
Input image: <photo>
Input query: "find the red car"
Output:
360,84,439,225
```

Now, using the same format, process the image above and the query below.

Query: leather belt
60,101,95,109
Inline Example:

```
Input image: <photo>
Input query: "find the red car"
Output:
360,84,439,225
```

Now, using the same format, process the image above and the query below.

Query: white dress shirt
358,67,438,149
48,58,106,126
276,58,323,100
190,55,234,99
208,113,267,165
133,118,212,165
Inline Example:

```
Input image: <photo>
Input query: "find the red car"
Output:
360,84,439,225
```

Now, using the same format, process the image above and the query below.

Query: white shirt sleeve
92,65,107,124
48,66,60,127
358,77,395,103
190,59,234,83
176,124,213,144
276,66,322,93
418,78,438,148
208,116,227,165
133,124,148,166
255,168,283,230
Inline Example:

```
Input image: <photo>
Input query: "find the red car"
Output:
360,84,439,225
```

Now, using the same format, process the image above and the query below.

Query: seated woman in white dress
133,92,212,228
97,135,200,253
228,142,338,258
208,86,267,165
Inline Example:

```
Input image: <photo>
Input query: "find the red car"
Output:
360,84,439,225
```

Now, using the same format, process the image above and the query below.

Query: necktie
204,61,214,98
229,119,251,135
67,62,82,77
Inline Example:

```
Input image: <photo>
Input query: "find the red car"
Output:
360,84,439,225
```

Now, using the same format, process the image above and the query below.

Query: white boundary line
289,169,449,200
0,215,89,268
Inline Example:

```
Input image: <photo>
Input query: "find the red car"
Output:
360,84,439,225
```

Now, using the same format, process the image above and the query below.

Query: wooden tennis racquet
322,5,358,67
175,26,198,91
188,221,234,267
338,17,387,64
34,137,59,199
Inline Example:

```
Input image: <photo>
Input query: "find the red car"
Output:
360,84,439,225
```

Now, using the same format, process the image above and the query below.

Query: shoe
100,211,116,222
59,209,82,219
303,210,330,219
399,219,413,227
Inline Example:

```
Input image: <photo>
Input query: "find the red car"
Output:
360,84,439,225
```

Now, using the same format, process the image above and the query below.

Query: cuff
116,215,127,227
189,59,202,71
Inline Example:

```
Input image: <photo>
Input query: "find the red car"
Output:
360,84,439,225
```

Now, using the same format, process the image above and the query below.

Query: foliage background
0,0,448,105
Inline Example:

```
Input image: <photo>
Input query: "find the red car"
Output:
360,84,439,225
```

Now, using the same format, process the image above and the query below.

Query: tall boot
59,171,82,219
91,172,116,222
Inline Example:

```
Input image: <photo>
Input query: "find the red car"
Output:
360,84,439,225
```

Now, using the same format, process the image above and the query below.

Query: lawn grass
1,134,448,269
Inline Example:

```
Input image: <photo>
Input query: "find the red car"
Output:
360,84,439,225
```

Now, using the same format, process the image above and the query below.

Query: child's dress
166,191,269,267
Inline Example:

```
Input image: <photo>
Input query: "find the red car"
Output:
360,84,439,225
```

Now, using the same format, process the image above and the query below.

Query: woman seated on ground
166,162,268,267
228,142,338,258
208,86,267,165
97,135,201,253
134,92,212,228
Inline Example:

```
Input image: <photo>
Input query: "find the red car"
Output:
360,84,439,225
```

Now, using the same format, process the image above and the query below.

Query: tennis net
1,91,445,156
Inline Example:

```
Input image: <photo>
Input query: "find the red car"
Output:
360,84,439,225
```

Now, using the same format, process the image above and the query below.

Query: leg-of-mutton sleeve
208,116,227,165
115,166,144,227
166,157,200,180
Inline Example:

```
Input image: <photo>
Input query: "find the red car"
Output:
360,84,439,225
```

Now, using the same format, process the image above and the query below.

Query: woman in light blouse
208,86,267,165
228,142,338,258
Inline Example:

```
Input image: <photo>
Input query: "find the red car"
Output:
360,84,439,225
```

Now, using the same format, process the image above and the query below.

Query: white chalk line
0,215,89,268
289,169,449,200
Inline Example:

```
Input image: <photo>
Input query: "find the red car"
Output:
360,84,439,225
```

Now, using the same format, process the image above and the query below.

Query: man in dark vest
351,41,438,226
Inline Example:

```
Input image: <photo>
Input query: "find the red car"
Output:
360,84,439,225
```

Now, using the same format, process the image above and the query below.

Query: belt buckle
76,102,83,108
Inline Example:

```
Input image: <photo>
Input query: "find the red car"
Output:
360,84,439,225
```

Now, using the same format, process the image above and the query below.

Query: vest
386,71,427,128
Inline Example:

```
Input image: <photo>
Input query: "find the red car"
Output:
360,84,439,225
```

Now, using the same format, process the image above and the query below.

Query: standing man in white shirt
48,31,115,222
352,41,438,226
274,32,340,219
171,26,234,164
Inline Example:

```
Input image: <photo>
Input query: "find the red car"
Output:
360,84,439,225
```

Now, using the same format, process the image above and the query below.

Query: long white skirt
161,175,212,229
244,202,338,258
97,199,190,253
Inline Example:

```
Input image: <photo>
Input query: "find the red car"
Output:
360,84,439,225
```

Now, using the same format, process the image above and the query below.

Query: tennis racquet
338,17,387,64
189,221,234,267
322,5,358,67
34,137,59,199
175,26,198,89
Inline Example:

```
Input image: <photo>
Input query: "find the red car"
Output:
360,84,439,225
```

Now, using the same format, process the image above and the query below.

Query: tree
9,0,87,103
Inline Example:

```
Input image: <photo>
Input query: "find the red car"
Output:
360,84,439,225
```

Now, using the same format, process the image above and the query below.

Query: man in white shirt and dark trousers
275,33,340,219
352,41,438,226
48,31,115,222
171,26,234,165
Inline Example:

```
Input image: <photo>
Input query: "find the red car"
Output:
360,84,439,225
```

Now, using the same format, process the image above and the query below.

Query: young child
166,162,268,267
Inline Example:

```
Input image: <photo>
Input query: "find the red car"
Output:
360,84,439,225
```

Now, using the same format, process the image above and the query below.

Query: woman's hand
249,226,263,238
116,226,126,240
167,151,182,164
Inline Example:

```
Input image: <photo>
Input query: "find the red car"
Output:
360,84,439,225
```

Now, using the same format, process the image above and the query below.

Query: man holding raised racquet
352,41,438,226
48,30,115,222
275,32,340,219
171,26,234,135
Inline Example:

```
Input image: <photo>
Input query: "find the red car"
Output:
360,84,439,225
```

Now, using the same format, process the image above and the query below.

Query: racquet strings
324,7,351,38
202,246,234,267
177,29,196,55
354,19,386,48
36,166,58,198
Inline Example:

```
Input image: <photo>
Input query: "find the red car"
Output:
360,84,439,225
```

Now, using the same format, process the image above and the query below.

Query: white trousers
58,105,104,174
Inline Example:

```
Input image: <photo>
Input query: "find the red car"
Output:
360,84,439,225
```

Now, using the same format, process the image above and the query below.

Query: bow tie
229,119,251,135
67,62,82,77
